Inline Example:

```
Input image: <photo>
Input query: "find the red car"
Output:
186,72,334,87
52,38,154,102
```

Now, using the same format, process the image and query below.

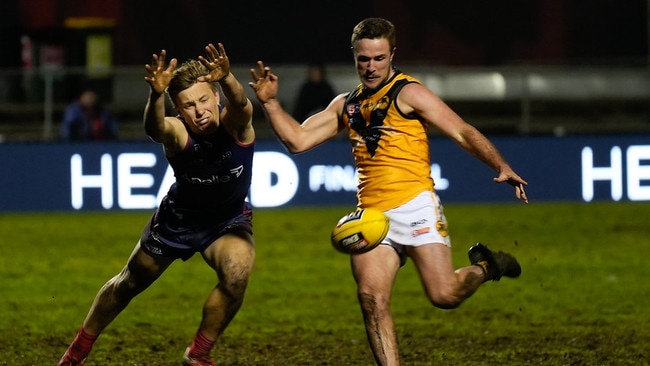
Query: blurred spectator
293,62,335,122
60,89,119,141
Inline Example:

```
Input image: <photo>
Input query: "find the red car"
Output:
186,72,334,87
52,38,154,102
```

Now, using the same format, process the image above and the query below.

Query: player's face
175,82,220,134
353,37,395,91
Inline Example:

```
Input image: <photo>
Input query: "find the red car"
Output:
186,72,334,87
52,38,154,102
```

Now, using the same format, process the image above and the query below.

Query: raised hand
144,50,177,94
248,61,279,104
198,43,230,82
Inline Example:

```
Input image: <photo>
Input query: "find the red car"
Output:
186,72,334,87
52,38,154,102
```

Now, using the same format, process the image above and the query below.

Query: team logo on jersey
230,165,244,178
347,103,360,115
360,96,390,156
347,92,389,157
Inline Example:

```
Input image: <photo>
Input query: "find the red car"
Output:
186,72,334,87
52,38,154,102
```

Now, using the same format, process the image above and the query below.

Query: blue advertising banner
0,134,648,212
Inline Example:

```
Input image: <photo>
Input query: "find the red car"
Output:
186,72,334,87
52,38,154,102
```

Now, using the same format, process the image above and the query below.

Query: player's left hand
248,61,280,104
198,43,230,82
493,170,528,204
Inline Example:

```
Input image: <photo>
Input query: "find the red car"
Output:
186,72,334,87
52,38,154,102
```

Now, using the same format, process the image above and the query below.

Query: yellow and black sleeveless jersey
342,70,434,211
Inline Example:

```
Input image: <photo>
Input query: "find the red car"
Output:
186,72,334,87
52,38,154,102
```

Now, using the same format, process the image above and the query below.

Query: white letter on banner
117,153,157,209
250,151,299,207
431,163,449,190
581,146,622,202
309,165,357,192
70,153,113,210
626,145,650,201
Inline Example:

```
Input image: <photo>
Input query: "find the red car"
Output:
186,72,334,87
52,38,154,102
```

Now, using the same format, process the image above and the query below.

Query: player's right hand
248,61,279,104
144,49,177,95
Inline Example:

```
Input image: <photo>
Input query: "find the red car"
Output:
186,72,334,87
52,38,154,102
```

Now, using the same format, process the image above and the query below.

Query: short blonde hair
167,60,217,105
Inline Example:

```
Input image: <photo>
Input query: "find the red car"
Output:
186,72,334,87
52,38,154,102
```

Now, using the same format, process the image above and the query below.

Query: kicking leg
408,242,521,309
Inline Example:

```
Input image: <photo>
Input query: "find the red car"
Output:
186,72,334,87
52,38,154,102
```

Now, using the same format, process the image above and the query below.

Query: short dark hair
167,59,217,105
350,18,396,50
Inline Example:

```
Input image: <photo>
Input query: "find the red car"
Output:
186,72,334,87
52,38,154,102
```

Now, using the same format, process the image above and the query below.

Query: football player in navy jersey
58,43,255,366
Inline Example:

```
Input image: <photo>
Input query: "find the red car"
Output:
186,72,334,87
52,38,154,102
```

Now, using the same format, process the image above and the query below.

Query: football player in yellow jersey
250,17,528,366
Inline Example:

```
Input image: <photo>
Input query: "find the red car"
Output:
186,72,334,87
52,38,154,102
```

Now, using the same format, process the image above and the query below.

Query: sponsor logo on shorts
436,220,449,237
411,227,431,237
410,218,428,227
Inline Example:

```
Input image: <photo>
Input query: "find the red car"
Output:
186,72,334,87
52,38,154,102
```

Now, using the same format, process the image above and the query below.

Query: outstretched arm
455,125,528,203
249,61,342,153
143,49,178,144
198,43,253,133
400,82,528,203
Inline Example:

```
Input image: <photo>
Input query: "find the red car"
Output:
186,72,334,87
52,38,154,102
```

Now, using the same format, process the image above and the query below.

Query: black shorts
140,199,253,261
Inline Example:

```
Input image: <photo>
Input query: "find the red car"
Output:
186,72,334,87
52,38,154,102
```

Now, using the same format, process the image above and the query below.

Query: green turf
1,202,649,365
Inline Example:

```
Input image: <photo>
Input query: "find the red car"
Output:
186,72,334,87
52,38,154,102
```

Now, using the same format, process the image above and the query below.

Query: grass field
1,201,649,365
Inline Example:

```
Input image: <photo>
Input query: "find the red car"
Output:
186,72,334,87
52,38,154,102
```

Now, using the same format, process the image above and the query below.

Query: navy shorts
140,198,253,261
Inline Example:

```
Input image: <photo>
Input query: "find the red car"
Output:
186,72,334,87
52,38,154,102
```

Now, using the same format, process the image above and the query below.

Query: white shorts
383,190,451,248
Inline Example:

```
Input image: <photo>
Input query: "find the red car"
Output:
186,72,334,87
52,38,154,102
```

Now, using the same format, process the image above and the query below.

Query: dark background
1,0,647,67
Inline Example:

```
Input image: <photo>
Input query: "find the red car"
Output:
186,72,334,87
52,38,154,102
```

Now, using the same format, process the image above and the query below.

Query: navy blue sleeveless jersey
139,117,254,259
164,118,254,220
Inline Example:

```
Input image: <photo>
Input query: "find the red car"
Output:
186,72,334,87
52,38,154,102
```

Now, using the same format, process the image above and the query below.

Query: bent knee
220,273,251,299
428,291,464,310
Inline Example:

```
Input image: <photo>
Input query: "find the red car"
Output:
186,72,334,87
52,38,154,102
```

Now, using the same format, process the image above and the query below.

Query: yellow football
330,208,390,254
